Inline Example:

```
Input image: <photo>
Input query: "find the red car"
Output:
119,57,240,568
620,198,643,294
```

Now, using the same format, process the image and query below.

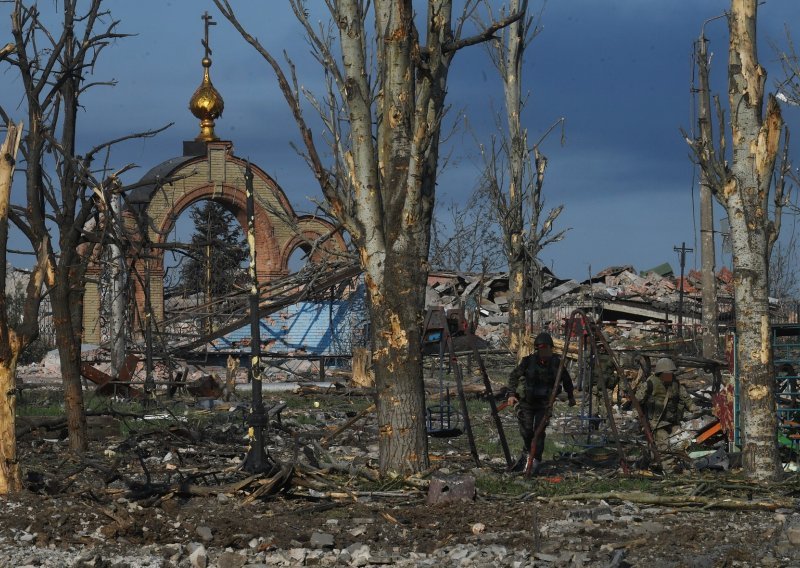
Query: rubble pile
425,265,746,348
577,266,734,310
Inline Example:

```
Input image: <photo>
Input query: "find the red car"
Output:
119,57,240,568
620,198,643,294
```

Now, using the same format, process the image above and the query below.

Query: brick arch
151,183,281,278
82,141,347,343
279,216,348,272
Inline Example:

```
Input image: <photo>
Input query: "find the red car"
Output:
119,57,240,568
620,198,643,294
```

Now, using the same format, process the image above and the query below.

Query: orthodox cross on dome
201,11,215,60
189,11,224,142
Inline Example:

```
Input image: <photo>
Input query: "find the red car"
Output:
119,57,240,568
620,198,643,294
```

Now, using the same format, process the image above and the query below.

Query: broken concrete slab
541,280,581,303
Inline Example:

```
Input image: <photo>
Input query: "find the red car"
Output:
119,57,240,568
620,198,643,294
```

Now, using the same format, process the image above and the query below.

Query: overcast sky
2,0,799,280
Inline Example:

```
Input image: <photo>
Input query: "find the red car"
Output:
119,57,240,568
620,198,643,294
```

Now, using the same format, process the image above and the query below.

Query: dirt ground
1,481,797,567
3,364,800,567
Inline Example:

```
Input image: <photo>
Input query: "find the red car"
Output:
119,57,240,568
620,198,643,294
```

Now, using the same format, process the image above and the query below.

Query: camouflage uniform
635,374,696,447
590,351,618,417
508,353,574,460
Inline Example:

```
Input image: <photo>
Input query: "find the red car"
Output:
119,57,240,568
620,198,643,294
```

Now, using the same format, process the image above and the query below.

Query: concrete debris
188,543,207,568
566,501,614,522
682,415,717,431
0,491,797,568
215,551,247,568
425,263,747,348
309,531,335,549
541,279,582,303
195,525,213,542
787,524,800,546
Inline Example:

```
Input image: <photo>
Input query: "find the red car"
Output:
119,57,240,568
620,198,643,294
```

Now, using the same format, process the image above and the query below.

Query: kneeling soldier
635,357,697,449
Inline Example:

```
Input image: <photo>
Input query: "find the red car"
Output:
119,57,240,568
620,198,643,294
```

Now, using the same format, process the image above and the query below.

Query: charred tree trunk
51,270,87,453
0,121,50,493
0,360,22,494
52,5,88,453
4,1,140,460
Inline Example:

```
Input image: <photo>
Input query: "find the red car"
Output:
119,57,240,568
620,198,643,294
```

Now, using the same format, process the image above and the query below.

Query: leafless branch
213,0,345,225
84,123,173,165
445,7,525,53
0,42,14,61
768,128,791,254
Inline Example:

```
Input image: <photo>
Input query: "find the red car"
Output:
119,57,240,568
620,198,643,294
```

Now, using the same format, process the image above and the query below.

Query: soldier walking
506,332,576,473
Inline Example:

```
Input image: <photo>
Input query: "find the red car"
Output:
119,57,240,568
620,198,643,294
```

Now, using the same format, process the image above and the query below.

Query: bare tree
769,234,799,302
689,0,787,479
1,0,120,453
1,1,162,453
777,27,800,108
215,0,524,475
480,0,566,359
429,187,504,273
773,22,800,316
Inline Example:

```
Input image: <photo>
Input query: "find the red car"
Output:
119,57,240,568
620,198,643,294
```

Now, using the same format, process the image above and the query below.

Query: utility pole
696,28,720,358
674,242,693,338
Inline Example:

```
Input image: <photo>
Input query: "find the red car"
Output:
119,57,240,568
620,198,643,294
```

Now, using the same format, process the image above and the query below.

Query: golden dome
189,56,224,142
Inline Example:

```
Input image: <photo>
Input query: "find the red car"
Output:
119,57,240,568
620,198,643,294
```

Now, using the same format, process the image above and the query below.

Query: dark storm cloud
3,0,799,278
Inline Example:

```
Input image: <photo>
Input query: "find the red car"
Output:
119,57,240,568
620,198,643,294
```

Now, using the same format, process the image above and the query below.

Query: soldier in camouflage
635,357,697,448
507,332,576,473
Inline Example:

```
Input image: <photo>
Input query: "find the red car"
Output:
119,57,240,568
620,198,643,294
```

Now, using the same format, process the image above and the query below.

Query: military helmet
534,332,554,347
654,357,678,375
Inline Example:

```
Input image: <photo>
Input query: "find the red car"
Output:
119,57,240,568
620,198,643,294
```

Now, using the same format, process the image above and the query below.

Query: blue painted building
210,281,368,357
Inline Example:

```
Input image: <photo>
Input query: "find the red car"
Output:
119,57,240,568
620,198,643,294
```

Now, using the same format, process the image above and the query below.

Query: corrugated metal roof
641,262,675,278
209,283,367,356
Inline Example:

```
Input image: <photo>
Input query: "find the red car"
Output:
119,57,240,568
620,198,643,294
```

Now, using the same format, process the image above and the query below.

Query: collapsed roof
426,264,738,326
